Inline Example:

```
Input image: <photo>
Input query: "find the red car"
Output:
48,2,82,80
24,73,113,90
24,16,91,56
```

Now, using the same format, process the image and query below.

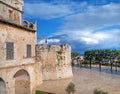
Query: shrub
65,82,75,94
36,90,55,94
93,88,108,94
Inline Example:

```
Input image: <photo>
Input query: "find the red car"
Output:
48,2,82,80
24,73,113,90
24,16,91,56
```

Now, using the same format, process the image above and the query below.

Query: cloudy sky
23,0,120,54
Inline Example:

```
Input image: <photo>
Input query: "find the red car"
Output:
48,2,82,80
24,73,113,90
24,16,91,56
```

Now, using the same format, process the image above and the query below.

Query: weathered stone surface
0,1,73,94
0,0,23,24
0,22,43,94
36,44,73,80
0,22,36,67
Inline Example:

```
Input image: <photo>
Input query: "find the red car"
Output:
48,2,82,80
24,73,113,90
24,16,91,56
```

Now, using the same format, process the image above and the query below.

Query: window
27,45,31,58
6,42,14,60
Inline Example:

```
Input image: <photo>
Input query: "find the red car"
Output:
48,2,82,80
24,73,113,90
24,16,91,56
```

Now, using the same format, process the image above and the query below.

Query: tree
84,50,94,68
84,49,119,72
117,50,120,60
71,52,80,66
71,52,80,58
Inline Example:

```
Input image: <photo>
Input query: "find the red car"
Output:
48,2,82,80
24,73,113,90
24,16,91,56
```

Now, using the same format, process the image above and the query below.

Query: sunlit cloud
24,2,73,19
38,39,60,44
81,37,99,44
23,0,120,53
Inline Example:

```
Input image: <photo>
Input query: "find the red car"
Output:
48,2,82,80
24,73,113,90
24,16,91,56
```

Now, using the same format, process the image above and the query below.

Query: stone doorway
14,70,30,94
0,78,6,94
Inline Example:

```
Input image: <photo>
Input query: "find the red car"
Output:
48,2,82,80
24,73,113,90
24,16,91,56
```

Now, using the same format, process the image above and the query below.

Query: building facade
0,0,73,94
0,0,42,94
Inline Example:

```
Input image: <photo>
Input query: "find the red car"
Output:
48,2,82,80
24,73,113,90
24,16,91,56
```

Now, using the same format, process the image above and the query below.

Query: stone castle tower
36,44,73,80
0,0,23,24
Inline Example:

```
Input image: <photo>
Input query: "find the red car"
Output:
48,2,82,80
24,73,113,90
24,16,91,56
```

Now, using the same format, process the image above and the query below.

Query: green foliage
57,50,63,55
56,50,63,63
84,49,119,64
82,60,89,64
36,90,54,94
93,88,108,94
102,62,110,66
65,82,75,94
71,52,80,58
117,50,120,60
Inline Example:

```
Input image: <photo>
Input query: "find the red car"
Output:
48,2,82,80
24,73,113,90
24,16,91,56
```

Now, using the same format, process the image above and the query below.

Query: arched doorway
0,78,6,94
14,69,30,94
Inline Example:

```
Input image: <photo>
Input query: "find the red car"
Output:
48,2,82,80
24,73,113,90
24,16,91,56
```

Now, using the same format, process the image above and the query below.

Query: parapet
36,44,71,52
23,20,37,30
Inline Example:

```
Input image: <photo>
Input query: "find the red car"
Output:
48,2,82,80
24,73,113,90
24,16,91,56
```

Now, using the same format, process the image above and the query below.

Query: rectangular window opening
27,45,31,58
6,42,14,60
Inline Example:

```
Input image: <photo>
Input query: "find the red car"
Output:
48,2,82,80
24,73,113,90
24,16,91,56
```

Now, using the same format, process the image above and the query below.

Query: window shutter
6,42,14,59
27,45,31,58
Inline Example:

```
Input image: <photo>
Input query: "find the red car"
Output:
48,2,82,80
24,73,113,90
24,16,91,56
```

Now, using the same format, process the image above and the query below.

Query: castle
0,0,73,94
36,44,72,80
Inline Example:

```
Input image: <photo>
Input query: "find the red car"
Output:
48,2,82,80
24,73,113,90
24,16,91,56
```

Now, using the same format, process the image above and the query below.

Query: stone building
0,0,73,94
0,0,42,94
36,44,73,80
0,0,23,24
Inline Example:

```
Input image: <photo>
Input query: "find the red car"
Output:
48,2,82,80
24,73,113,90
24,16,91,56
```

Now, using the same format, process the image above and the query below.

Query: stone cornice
0,19,36,32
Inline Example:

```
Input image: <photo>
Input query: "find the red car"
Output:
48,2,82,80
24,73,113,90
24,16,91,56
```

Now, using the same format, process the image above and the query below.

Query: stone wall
36,44,73,80
0,63,42,94
0,21,43,94
0,0,23,24
0,21,36,67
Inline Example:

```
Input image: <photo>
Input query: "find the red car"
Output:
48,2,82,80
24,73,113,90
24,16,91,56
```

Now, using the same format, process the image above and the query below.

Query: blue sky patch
23,0,120,54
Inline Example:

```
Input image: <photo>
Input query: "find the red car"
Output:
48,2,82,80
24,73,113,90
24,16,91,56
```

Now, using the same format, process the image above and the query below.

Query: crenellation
36,44,71,52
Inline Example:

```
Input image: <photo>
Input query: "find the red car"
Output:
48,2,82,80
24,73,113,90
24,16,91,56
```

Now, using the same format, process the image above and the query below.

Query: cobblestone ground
37,67,120,94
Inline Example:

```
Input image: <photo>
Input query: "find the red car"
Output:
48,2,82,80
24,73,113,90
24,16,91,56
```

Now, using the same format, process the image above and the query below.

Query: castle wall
0,21,43,94
36,44,73,80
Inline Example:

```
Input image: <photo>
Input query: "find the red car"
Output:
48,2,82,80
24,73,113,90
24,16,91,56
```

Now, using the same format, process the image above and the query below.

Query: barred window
27,45,31,58
6,42,14,60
